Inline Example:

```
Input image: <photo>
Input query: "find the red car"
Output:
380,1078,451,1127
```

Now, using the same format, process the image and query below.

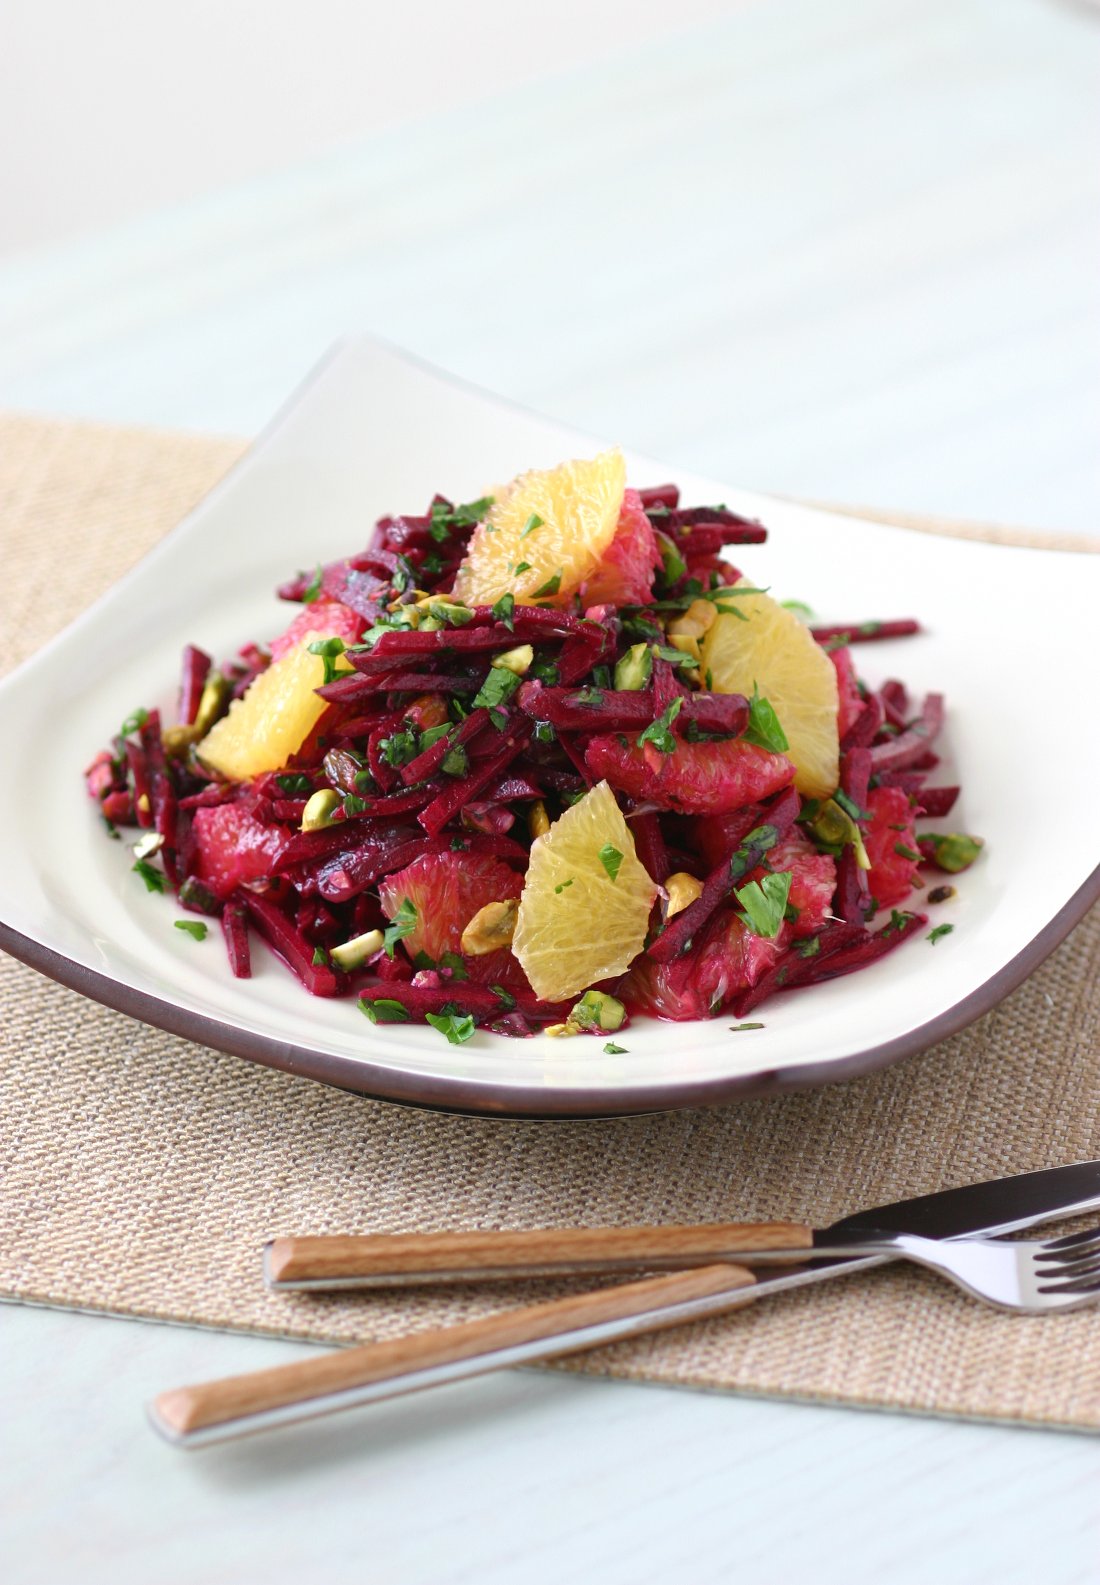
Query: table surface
3,0,1100,1579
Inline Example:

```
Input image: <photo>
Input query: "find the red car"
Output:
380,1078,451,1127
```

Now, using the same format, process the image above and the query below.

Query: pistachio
460,898,519,956
527,800,551,840
490,644,534,676
568,989,626,1033
301,789,342,832
132,830,164,861
192,671,231,737
329,928,385,971
665,870,703,918
921,833,984,874
544,1022,578,1038
666,632,702,665
613,642,653,692
809,798,870,870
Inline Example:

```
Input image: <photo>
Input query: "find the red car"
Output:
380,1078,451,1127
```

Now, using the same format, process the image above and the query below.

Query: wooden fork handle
263,1223,814,1289
150,1262,759,1446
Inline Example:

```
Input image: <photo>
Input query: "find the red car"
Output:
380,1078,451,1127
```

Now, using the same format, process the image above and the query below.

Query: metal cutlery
150,1160,1100,1447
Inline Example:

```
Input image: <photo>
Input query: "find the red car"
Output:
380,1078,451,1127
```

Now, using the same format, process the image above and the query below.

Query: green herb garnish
636,696,683,756
743,688,789,754
894,842,922,862
441,744,469,777
174,920,208,941
554,879,574,894
307,636,347,686
729,1022,765,1032
598,844,624,883
359,998,411,1024
120,708,149,738
425,1011,477,1045
520,513,544,539
927,923,954,946
603,1041,628,1055
382,897,417,959
531,570,562,599
302,564,323,603
472,667,521,712
734,870,792,938
277,773,314,796
132,858,165,894
492,592,515,631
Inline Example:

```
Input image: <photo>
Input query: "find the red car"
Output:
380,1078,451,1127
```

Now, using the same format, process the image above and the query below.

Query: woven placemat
3,411,1099,1430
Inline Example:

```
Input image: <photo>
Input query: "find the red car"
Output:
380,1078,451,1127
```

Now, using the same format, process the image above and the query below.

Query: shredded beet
810,620,921,645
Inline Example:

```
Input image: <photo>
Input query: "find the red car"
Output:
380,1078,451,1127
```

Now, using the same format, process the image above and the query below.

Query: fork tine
1038,1226,1100,1253
1036,1271,1100,1296
1038,1253,1100,1282
1035,1237,1100,1269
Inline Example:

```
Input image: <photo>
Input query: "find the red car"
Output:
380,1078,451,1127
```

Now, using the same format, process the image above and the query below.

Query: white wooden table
3,1,1099,1579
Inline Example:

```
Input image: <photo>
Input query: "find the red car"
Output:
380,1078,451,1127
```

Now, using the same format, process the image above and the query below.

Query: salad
85,449,982,1046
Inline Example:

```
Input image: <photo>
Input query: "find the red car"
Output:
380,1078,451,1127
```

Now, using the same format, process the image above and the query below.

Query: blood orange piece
378,850,525,984
191,803,290,899
863,785,921,907
584,734,794,816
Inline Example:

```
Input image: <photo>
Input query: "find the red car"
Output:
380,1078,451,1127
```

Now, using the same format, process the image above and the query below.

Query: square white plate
1,338,1097,1117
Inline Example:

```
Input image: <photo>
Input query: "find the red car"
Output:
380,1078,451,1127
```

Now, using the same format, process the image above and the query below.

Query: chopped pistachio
301,789,342,831
665,632,702,665
164,670,231,757
665,870,703,918
490,644,535,676
460,898,519,956
329,928,385,971
667,598,717,639
920,833,984,873
568,989,626,1033
528,799,551,840
809,798,870,870
544,1022,577,1038
132,830,165,862
418,616,444,633
613,642,653,692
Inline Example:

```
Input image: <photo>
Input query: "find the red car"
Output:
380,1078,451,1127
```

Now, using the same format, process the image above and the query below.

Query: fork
150,1225,1100,1447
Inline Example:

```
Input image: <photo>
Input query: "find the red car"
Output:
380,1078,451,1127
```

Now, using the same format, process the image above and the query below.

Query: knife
263,1160,1100,1289
151,1160,1100,1447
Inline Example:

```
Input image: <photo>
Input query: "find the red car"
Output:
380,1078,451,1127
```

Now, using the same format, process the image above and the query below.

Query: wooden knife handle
263,1222,814,1289
151,1262,759,1445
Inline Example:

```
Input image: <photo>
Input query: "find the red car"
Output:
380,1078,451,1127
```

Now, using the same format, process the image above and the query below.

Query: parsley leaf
425,1010,477,1045
490,984,516,1011
834,789,868,823
927,923,954,946
379,726,420,767
472,666,521,712
780,599,814,619
603,1041,628,1055
520,513,544,539
302,564,324,603
311,946,329,966
894,841,922,861
359,998,411,1024
492,592,515,631
513,561,532,576
132,858,165,894
307,635,348,685
382,897,417,959
734,870,792,938
729,1022,765,1032
174,920,208,941
531,570,562,599
120,707,149,738
742,687,789,754
554,879,574,894
598,844,624,883
277,773,313,796
636,696,683,755
441,743,469,777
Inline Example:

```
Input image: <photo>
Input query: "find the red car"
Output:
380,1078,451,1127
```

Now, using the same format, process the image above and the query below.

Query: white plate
1,338,1097,1117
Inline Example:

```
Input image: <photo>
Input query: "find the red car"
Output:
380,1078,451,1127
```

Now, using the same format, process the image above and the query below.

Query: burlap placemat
3,411,1099,1430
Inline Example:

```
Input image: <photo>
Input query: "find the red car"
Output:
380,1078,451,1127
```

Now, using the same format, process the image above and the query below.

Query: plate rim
2,863,1096,1118
2,337,1098,1118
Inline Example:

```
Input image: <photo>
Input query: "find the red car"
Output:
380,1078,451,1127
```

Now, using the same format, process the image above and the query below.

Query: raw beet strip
647,786,801,964
556,623,619,686
418,724,533,838
517,682,748,739
879,679,909,728
869,693,945,774
627,810,671,884
359,983,572,1028
238,890,346,996
221,902,251,978
841,692,885,751
124,739,154,829
179,645,212,725
834,747,873,926
400,709,489,785
638,484,680,510
728,921,867,1017
653,506,768,545
795,909,928,986
916,785,960,818
810,620,921,645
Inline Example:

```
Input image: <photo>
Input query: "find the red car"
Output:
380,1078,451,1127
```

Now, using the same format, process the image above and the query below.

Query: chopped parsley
654,531,688,586
426,1010,477,1045
359,998,411,1024
636,696,683,755
743,688,789,754
277,773,314,796
311,946,330,966
513,561,532,576
894,841,923,862
927,923,954,946
491,985,517,1012
492,592,515,631
379,726,420,768
132,858,165,894
795,936,821,958
520,513,544,538
307,636,348,685
120,708,149,739
734,870,792,939
603,1041,628,1055
472,666,521,712
382,896,418,958
342,793,367,817
301,564,324,603
780,599,814,619
554,879,574,894
533,719,556,744
441,743,469,777
531,570,562,599
570,685,605,708
834,789,868,823
729,1022,765,1032
439,950,470,982
174,920,208,941
598,844,624,883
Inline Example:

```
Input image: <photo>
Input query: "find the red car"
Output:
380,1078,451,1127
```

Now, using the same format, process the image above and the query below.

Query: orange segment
700,579,840,798
197,636,345,781
512,780,657,1002
451,449,626,608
